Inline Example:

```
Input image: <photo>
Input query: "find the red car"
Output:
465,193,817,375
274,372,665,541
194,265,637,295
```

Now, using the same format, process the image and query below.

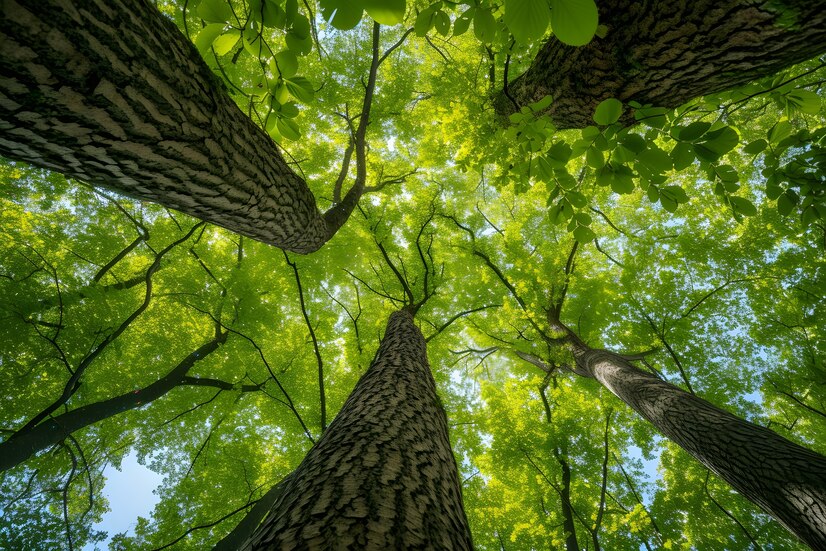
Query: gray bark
241,310,473,550
574,346,826,550
0,0,352,253
498,0,826,128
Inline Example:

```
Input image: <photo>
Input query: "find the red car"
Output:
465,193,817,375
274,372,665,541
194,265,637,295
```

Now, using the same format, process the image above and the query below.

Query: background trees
1,0,825,549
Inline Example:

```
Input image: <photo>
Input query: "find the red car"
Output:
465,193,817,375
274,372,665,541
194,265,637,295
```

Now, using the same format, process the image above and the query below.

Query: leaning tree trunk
572,345,826,550
0,0,356,253
497,0,826,128
0,331,226,473
240,310,473,550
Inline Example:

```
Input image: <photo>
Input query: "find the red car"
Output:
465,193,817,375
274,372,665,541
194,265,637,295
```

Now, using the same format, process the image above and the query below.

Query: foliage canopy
1,0,825,549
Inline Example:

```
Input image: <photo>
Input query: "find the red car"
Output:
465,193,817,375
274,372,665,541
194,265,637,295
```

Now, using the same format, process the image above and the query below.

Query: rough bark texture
498,0,826,128
0,332,226,473
241,310,473,550
0,0,341,253
576,346,826,550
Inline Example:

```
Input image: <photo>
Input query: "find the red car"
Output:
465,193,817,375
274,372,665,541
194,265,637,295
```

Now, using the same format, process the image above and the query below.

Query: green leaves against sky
1,0,825,550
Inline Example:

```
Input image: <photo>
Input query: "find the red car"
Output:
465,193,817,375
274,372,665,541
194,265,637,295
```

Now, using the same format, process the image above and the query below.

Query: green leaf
714,164,739,183
743,139,768,155
573,225,596,243
676,121,711,142
198,0,233,23
435,10,451,36
549,0,598,46
212,32,240,56
320,0,363,30
661,185,688,203
194,24,226,55
567,190,587,208
363,0,406,25
262,0,287,28
729,196,757,216
474,8,497,42
786,89,821,115
276,117,301,141
670,142,695,170
593,98,623,126
529,95,553,113
273,50,299,78
777,190,798,215
660,195,678,212
637,146,672,173
290,14,312,39
285,76,314,103
415,4,440,36
454,7,475,36
620,133,646,154
586,146,604,169
504,0,550,43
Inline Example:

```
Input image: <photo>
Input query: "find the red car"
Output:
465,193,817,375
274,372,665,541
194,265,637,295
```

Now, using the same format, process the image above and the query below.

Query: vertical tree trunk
574,346,826,550
0,0,346,253
241,310,473,550
555,449,581,551
497,0,826,128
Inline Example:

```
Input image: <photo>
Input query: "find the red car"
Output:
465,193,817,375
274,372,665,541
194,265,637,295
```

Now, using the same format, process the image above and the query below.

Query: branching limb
425,304,502,343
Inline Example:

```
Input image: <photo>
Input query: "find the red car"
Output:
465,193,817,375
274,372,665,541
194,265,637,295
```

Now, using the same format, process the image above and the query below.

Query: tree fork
573,345,826,549
240,310,473,549
0,0,349,253
497,0,826,128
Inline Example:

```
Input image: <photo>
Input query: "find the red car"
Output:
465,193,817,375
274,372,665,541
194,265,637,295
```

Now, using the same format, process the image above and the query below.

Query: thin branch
425,304,502,342
703,470,764,550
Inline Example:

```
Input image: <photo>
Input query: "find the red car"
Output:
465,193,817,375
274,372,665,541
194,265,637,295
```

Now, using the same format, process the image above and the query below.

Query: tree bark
0,331,226,473
572,345,826,550
0,0,352,253
498,0,826,128
241,310,473,550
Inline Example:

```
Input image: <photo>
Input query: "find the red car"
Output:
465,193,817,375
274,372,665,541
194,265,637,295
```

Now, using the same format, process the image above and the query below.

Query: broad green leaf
474,8,497,42
290,14,312,39
714,165,739,183
262,0,287,28
566,190,587,207
529,95,554,113
504,0,551,43
454,7,475,36
273,50,299,78
637,146,672,173
276,117,301,140
786,89,821,115
743,139,768,155
662,185,688,203
549,0,598,46
285,76,315,103
777,189,798,215
363,0,406,25
729,196,757,216
593,98,623,126
212,32,240,56
671,141,695,170
676,121,711,142
415,5,439,36
435,10,451,36
320,0,363,30
194,23,226,55
573,225,596,243
198,0,233,23
586,146,604,169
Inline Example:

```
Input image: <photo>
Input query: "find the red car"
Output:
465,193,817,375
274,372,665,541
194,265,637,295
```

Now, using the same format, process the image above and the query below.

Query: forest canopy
1,0,825,549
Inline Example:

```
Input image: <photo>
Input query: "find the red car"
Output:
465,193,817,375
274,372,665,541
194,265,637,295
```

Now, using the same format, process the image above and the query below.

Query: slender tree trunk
555,448,581,551
241,310,473,550
498,0,826,128
0,331,226,472
572,344,826,550
0,0,352,253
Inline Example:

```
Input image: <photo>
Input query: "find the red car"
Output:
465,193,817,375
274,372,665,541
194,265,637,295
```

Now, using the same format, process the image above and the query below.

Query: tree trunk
555,449,581,551
573,345,826,550
241,310,473,550
497,0,826,128
0,331,226,473
0,0,350,253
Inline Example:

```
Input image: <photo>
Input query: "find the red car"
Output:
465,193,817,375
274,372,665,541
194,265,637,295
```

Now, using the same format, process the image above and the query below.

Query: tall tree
241,309,473,549
497,0,826,128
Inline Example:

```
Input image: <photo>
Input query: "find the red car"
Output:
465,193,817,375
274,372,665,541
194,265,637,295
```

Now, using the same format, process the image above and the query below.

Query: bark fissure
241,310,472,550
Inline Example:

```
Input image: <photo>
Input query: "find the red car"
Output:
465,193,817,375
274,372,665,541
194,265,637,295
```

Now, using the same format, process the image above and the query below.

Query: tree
496,0,826,128
1,1,826,550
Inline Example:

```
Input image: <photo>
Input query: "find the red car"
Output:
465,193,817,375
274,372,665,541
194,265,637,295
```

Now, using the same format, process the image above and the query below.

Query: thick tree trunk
0,331,226,473
498,0,826,128
241,310,473,550
573,345,826,550
0,0,350,253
